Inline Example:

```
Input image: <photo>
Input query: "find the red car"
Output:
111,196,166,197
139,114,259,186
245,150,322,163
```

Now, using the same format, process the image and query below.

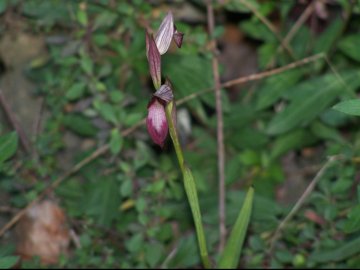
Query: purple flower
146,83,175,147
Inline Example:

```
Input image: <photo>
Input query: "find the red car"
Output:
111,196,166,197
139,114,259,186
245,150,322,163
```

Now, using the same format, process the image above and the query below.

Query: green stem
165,102,185,172
165,102,211,269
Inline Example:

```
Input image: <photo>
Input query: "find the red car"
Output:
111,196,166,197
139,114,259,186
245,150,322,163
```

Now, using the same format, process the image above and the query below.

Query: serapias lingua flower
146,83,174,147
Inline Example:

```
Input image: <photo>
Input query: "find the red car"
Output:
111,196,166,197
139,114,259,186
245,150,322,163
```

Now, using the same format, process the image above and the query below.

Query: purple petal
155,12,174,55
154,84,173,104
147,98,168,147
146,32,161,89
173,27,184,48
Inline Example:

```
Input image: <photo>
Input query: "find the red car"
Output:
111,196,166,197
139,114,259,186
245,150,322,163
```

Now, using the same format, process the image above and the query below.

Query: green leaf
224,0,260,13
145,242,164,267
109,128,123,155
309,236,360,263
0,132,18,164
256,69,303,110
219,187,254,269
0,1,7,15
310,121,345,144
333,99,360,116
314,18,343,54
240,20,276,42
163,55,212,122
0,256,19,269
80,56,93,75
63,114,98,137
343,205,360,234
338,35,360,62
77,9,88,26
183,166,211,269
66,82,86,101
267,71,360,135
93,100,118,124
85,176,121,227
270,130,317,160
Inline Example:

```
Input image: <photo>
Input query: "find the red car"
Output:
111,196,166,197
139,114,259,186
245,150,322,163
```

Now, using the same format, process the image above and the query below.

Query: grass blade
183,166,211,268
219,187,254,269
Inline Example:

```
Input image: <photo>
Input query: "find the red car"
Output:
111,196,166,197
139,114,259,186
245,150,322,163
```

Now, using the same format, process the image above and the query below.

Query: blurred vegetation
1,0,360,268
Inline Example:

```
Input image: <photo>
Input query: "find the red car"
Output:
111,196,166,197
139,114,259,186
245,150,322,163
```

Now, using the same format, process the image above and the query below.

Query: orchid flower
145,12,183,147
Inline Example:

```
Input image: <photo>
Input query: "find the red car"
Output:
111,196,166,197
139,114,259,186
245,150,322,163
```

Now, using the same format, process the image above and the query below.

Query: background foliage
1,0,360,268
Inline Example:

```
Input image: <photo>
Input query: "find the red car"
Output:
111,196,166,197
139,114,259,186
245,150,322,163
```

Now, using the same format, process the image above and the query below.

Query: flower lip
153,84,173,104
147,98,168,147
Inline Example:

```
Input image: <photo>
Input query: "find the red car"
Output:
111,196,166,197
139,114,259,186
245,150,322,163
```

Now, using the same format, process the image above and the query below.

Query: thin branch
0,89,31,153
239,0,296,60
266,2,315,68
283,3,315,48
269,155,339,253
206,0,226,253
178,53,325,106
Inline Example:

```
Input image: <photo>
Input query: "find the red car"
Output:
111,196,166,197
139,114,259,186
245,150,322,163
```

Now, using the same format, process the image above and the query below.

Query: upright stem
206,1,226,252
165,103,185,172
165,102,211,269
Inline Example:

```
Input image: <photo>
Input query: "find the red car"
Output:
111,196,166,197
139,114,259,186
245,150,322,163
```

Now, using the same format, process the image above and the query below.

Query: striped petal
147,98,168,147
155,12,174,55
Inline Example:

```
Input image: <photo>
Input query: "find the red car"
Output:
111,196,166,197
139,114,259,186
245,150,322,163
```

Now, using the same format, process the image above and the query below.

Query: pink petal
147,98,168,147
155,12,174,55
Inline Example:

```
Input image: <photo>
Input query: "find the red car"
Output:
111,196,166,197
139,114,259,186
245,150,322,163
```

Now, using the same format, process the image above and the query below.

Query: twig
206,0,226,253
177,53,325,106
0,89,31,153
269,155,339,253
266,2,315,68
239,0,295,60
284,3,315,48
160,245,178,269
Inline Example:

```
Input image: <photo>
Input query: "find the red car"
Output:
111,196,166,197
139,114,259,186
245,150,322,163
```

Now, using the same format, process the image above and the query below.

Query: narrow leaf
219,187,254,269
109,128,123,155
267,71,360,135
338,34,360,62
333,99,360,116
309,236,360,263
183,166,211,269
0,132,18,164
